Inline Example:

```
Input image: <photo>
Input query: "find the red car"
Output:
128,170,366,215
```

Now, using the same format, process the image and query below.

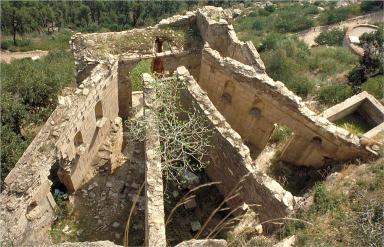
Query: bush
311,183,340,214
309,47,358,78
1,40,13,50
362,75,384,99
275,14,314,32
319,5,359,25
286,77,315,98
315,28,345,46
361,1,383,13
270,125,292,143
318,84,353,105
128,60,152,91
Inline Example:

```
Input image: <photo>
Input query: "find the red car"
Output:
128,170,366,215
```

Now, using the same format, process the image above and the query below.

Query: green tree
348,28,384,92
77,5,91,27
1,2,32,44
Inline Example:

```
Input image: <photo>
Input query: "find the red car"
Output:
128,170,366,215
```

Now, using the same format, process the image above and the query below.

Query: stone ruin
1,6,383,247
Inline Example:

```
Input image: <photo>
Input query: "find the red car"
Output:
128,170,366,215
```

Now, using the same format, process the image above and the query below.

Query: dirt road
0,50,49,63
297,11,383,47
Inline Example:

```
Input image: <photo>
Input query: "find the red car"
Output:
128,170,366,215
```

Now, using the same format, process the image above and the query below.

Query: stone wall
0,61,120,246
56,62,120,192
196,6,265,73
198,47,364,167
176,66,295,224
118,50,202,118
142,74,167,247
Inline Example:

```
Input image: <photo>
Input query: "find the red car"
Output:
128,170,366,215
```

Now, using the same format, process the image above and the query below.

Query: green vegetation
318,4,360,25
334,113,371,135
0,50,75,188
234,2,361,102
49,191,78,243
315,27,346,46
308,46,358,79
270,125,292,143
362,75,384,100
0,1,200,47
318,84,353,105
234,3,319,48
280,159,384,246
1,31,72,52
129,60,152,91
361,0,384,13
348,28,384,92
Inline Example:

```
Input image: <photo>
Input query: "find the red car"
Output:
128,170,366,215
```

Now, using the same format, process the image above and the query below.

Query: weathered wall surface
177,67,295,223
196,6,265,73
56,62,120,192
0,61,120,246
118,50,202,118
198,47,364,167
142,74,167,247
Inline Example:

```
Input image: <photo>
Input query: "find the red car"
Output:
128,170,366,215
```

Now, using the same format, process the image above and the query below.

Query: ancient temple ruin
1,6,382,247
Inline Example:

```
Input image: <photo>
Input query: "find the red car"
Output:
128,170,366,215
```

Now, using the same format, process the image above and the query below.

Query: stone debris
111,222,120,228
190,220,201,232
183,170,200,188
184,197,198,210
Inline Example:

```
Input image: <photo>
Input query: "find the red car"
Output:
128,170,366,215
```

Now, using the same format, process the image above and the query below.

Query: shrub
318,84,353,105
1,40,13,50
309,47,358,77
311,183,340,214
361,1,383,13
362,75,384,99
275,14,314,32
270,125,292,143
319,5,359,25
286,77,315,98
315,28,345,46
0,49,74,187
128,60,152,91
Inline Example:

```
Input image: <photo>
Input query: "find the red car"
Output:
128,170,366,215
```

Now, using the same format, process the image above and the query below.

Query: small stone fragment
190,221,201,231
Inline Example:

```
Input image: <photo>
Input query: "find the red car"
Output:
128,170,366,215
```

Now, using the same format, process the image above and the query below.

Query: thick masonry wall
0,61,119,246
142,74,167,247
196,6,265,73
176,66,295,223
56,62,119,192
198,47,364,166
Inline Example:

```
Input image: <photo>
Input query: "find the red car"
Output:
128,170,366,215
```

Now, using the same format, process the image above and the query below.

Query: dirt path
297,11,383,47
0,50,49,63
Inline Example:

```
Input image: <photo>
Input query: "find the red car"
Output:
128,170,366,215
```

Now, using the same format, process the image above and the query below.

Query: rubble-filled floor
70,139,145,245
164,171,232,246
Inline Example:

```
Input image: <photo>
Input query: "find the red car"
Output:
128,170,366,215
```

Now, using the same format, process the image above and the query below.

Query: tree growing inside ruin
126,76,212,184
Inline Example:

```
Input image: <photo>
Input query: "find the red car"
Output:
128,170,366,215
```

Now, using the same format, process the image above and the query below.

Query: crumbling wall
198,46,364,167
142,74,167,247
176,66,295,223
196,6,265,73
0,60,121,246
118,51,202,118
56,62,119,192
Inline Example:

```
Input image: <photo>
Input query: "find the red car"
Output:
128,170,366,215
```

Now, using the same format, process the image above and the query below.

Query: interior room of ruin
1,6,383,247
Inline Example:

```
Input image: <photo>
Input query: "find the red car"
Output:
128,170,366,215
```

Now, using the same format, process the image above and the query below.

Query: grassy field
1,30,72,51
